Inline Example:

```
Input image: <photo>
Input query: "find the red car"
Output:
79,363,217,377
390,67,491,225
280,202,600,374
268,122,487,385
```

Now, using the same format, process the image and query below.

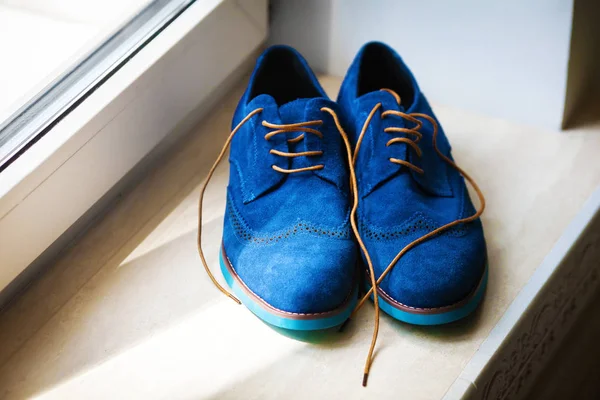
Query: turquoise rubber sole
219,251,357,331
370,264,488,326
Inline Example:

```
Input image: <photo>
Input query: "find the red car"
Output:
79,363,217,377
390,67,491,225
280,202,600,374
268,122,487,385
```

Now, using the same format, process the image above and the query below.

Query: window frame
0,0,267,298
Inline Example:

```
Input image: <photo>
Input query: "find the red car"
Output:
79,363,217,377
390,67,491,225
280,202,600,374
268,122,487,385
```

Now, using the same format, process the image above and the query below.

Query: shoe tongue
247,94,280,122
278,97,337,123
279,98,312,122
355,89,406,115
277,96,346,189
355,89,410,136
248,95,336,123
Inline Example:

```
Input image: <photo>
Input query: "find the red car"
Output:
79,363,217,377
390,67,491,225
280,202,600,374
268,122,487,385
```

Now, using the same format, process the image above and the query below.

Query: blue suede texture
223,45,357,314
338,42,487,309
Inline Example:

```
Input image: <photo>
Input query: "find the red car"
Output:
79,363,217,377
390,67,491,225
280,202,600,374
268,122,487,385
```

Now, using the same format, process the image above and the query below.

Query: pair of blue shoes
197,42,487,385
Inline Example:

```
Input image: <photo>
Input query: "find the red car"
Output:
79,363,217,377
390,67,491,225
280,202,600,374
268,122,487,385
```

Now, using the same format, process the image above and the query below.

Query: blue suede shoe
197,46,358,331
338,42,487,327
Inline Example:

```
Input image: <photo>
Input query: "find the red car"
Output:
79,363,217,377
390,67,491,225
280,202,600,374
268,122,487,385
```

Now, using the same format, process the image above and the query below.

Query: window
0,0,267,299
0,0,195,171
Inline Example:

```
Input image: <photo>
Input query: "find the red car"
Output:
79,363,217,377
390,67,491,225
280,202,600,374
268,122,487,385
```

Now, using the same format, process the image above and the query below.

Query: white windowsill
0,75,599,399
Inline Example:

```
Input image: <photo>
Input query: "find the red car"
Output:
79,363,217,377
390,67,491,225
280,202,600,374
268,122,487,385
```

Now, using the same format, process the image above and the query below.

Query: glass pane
0,0,195,170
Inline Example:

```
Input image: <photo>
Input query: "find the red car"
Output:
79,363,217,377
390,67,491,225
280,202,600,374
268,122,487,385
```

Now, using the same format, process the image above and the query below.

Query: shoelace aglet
362,373,369,387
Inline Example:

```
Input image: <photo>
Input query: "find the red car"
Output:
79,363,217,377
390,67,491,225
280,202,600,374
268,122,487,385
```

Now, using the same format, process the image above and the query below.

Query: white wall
270,0,574,130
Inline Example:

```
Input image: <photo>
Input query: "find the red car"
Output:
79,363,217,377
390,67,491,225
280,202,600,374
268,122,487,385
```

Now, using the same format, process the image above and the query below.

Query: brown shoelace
197,93,485,387
264,119,325,173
